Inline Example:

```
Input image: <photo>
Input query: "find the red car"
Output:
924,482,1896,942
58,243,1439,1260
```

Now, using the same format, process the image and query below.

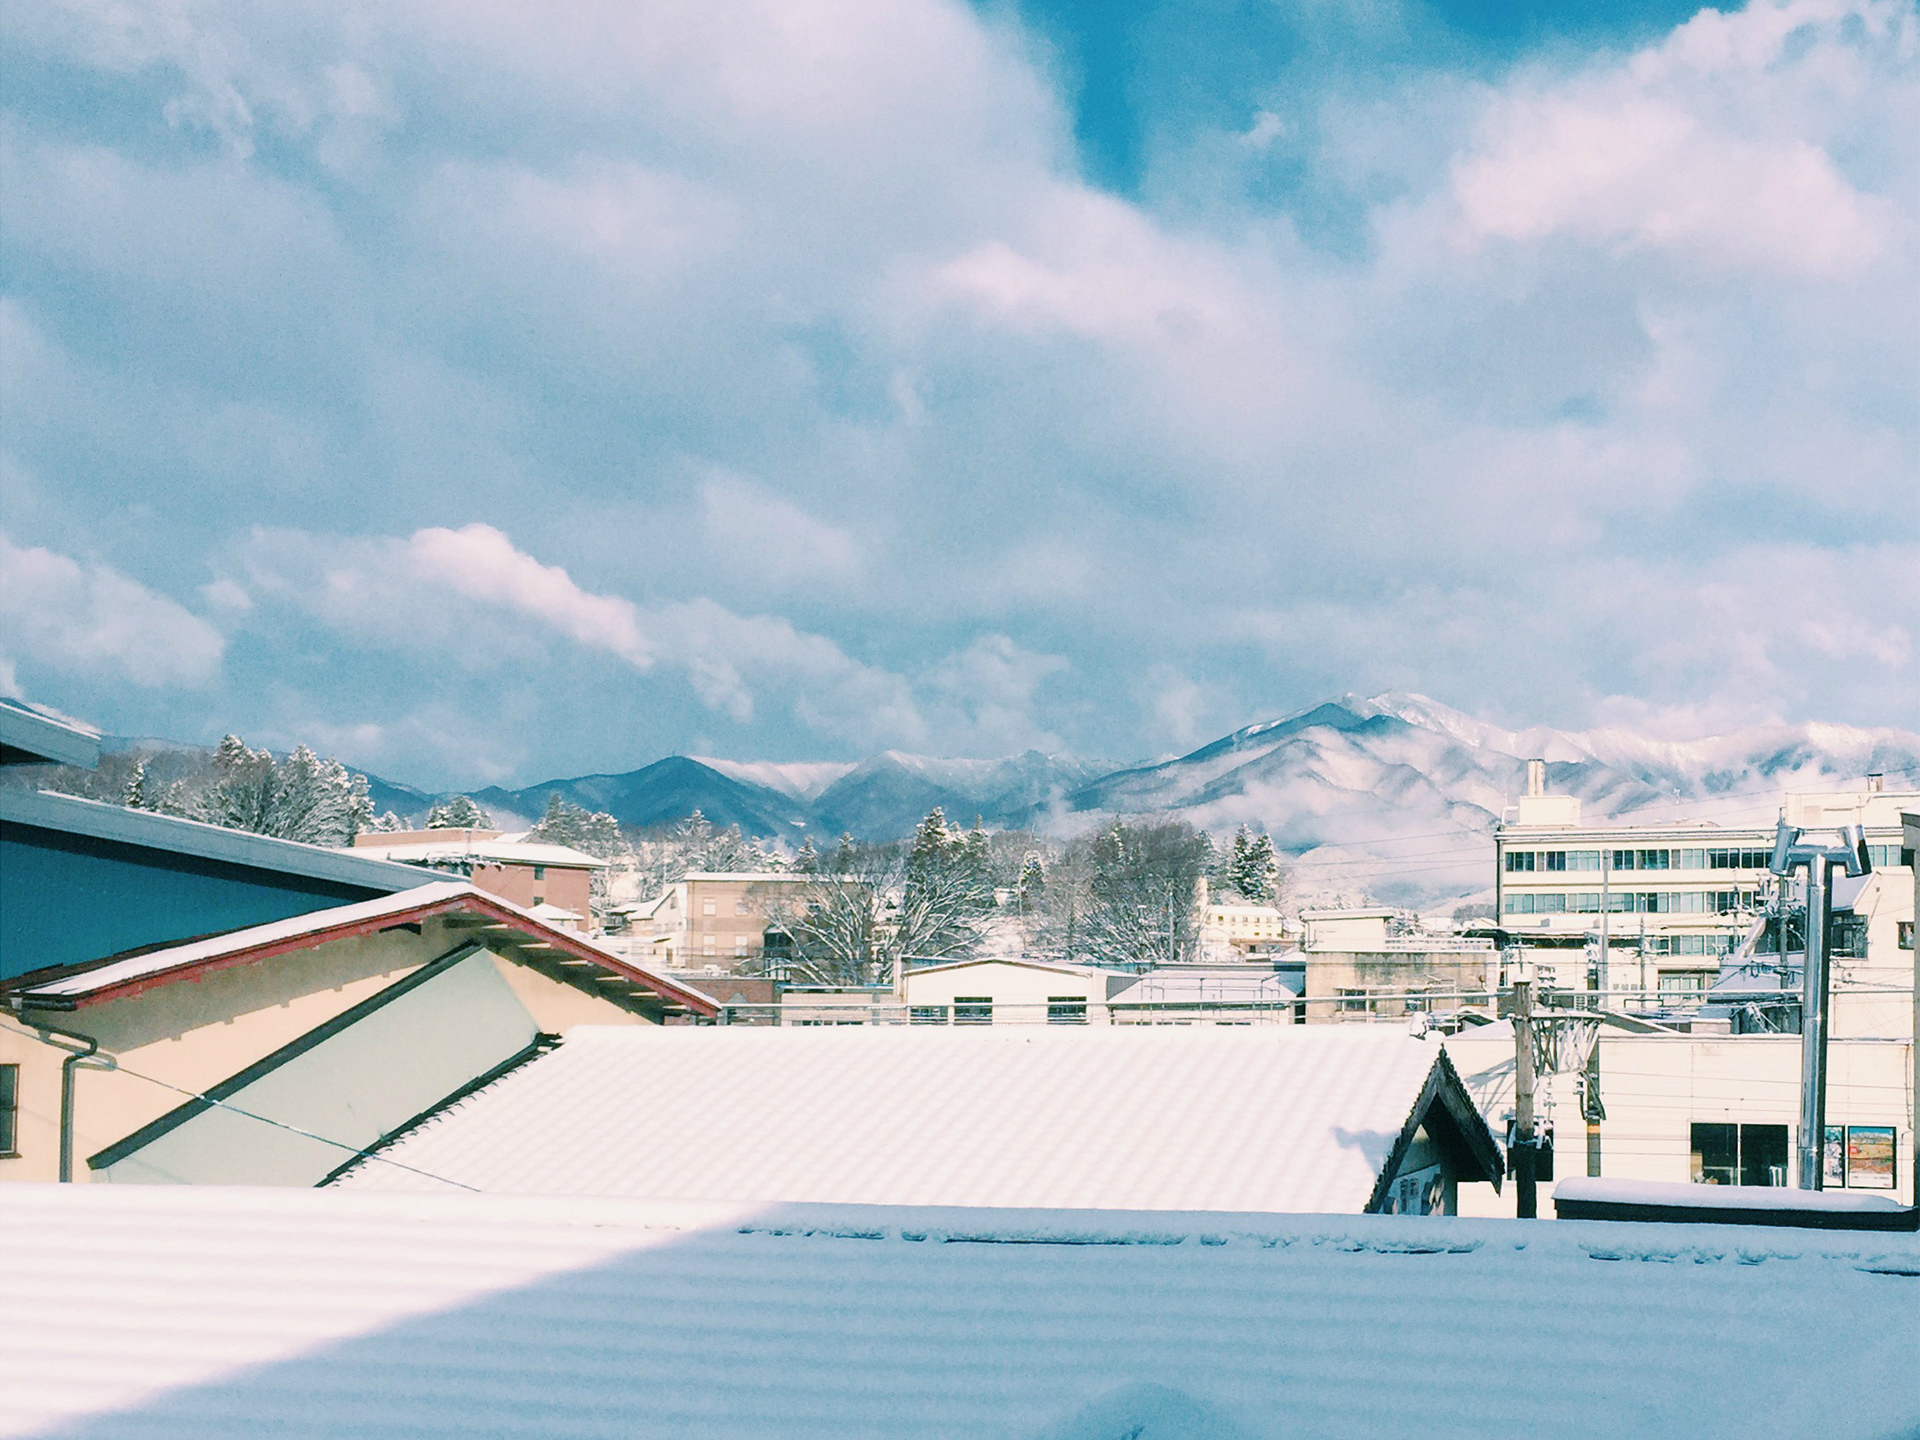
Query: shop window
1690,1122,1788,1186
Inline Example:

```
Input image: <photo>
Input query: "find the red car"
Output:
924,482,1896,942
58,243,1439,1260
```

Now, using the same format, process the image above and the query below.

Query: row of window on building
1690,1121,1896,1189
910,997,1089,1025
1504,845,1912,874
1503,889,1757,915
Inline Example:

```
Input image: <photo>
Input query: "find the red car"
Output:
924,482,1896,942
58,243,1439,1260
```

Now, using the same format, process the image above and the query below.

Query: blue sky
1,0,1915,788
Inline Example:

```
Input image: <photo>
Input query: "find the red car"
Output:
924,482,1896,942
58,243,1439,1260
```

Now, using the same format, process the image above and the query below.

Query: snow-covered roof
8,1184,1917,1440
903,957,1125,980
335,1026,1480,1211
1109,970,1297,1004
10,882,717,1016
353,838,608,869
0,697,100,767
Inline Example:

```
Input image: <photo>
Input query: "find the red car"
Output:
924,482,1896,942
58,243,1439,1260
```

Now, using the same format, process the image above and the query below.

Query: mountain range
86,694,1920,907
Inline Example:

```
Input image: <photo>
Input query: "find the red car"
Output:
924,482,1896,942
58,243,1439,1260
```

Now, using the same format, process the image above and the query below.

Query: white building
899,958,1135,1026
1494,768,1915,1004
1445,1028,1916,1211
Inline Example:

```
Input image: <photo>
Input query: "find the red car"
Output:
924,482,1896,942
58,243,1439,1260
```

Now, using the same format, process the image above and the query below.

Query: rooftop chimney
1525,758,1546,798
1866,773,1884,793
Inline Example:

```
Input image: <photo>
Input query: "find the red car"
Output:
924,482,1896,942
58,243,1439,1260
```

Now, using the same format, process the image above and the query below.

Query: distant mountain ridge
75,697,1920,905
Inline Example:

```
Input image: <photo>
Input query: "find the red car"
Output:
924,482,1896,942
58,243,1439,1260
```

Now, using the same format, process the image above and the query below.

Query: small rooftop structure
335,1026,1501,1213
6,1185,1917,1440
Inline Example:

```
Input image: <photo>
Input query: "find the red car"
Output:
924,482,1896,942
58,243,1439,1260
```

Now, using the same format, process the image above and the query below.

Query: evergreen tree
1222,826,1279,903
122,759,152,811
426,795,492,829
793,838,819,874
1015,854,1046,912
532,793,622,857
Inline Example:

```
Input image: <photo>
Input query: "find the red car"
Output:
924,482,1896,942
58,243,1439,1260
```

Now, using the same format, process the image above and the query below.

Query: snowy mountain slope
472,757,812,838
690,758,856,802
810,750,1119,838
1058,695,1920,906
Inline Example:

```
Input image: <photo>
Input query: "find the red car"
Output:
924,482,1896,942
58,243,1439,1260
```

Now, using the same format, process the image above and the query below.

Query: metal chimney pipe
1525,759,1545,798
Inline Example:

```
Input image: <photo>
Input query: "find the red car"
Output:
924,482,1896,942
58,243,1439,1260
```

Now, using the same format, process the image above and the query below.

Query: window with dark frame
953,996,993,1025
909,1006,949,1025
1047,996,1088,1025
0,1064,18,1157
1690,1121,1788,1186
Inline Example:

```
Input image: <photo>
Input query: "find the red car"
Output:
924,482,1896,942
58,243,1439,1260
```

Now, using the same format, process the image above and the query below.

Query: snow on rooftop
15,881,477,997
337,1025,1448,1211
6,1183,1917,1440
353,837,608,868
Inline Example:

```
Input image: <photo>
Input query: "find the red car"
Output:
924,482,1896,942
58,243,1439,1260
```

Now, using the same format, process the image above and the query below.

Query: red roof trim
44,892,718,1017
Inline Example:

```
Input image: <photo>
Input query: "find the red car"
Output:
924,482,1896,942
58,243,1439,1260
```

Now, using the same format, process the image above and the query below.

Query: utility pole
1597,846,1610,999
1769,819,1870,1191
1582,1039,1604,1177
1512,966,1537,1218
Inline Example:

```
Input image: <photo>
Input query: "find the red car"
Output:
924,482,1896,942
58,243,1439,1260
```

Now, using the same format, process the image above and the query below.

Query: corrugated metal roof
338,1026,1451,1210
11,882,719,1015
5,1184,1916,1440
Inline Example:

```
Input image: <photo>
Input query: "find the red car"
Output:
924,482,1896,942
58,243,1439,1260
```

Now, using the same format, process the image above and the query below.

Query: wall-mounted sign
1845,1126,1897,1190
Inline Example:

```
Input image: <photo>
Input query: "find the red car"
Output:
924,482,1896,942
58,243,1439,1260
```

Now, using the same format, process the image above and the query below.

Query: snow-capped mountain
1059,694,1920,906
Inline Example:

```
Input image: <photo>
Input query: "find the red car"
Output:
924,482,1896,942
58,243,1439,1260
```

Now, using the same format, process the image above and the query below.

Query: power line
89,1057,480,1192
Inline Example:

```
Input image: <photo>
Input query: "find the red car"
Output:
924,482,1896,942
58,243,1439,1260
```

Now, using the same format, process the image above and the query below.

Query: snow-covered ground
6,1184,1916,1440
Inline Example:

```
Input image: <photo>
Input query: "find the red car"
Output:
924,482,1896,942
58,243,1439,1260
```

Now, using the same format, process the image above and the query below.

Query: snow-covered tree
369,810,407,833
1014,854,1046,912
193,735,371,845
531,793,622,858
1221,825,1280,903
793,838,819,874
426,795,492,829
122,759,153,811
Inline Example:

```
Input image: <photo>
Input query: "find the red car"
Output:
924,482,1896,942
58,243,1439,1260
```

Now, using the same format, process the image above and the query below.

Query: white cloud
404,524,656,669
0,532,225,687
1449,0,1898,275
4,0,1918,782
700,473,861,587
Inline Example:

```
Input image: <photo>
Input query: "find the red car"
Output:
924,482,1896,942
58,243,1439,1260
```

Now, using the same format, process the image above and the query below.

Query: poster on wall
1845,1127,1897,1190
1823,1126,1847,1187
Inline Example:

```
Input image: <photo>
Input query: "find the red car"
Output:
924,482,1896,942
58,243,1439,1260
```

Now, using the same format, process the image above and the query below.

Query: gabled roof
337,1026,1497,1210
0,698,100,768
2,788,429,891
6,882,718,1017
9,1185,1918,1440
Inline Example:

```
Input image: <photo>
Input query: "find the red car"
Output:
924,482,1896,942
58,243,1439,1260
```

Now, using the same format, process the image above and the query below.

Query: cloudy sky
2,0,1915,788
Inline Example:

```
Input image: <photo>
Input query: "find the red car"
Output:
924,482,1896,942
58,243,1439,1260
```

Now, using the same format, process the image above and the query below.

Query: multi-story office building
1494,762,1914,1006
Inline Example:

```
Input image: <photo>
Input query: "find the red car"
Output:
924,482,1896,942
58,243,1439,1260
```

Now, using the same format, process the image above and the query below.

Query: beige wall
904,962,1124,1025
0,917,654,1185
1302,950,1496,1023
1449,1033,1916,1216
